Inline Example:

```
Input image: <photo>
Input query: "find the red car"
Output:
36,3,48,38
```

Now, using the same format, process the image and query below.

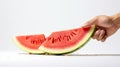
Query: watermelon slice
39,25,95,54
13,34,46,54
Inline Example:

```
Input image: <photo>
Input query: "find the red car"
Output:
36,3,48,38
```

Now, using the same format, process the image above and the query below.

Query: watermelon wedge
39,25,95,54
13,34,46,54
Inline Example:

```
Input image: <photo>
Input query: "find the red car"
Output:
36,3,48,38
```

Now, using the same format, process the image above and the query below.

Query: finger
92,29,101,41
98,30,106,41
82,17,97,28
101,35,108,42
92,26,101,39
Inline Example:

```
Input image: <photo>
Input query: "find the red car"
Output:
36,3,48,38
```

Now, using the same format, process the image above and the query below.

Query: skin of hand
82,15,119,42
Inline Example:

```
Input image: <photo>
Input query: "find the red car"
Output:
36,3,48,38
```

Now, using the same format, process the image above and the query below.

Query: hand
82,15,119,42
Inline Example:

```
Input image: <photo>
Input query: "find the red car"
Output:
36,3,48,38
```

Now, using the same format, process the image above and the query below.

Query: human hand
82,15,119,42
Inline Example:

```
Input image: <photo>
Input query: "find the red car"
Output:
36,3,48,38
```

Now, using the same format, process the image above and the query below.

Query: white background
0,0,120,67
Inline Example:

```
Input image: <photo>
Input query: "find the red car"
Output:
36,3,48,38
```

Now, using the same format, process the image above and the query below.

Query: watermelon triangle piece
13,34,46,54
39,25,95,55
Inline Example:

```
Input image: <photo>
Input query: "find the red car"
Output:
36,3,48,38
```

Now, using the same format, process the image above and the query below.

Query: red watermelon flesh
39,26,95,54
13,34,46,53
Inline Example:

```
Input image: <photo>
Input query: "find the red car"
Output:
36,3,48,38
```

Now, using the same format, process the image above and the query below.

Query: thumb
82,17,97,28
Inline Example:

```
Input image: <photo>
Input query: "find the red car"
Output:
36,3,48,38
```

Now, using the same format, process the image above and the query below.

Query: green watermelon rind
39,25,95,55
13,37,45,54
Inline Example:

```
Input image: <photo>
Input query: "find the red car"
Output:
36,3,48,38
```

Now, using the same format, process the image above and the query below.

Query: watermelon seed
52,38,55,43
67,36,72,41
26,36,30,40
58,36,62,42
58,37,61,42
48,37,52,41
54,38,58,43
51,36,63,43
31,39,43,45
48,37,56,43
68,36,71,40
63,35,71,41
31,40,37,44
37,39,43,44
74,29,78,32
70,32,77,37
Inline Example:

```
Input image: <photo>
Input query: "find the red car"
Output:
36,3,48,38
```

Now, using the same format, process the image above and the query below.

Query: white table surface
0,53,120,67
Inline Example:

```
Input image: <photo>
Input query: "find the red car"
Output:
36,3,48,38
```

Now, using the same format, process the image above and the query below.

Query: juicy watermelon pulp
39,25,95,54
13,34,46,54
13,25,95,55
